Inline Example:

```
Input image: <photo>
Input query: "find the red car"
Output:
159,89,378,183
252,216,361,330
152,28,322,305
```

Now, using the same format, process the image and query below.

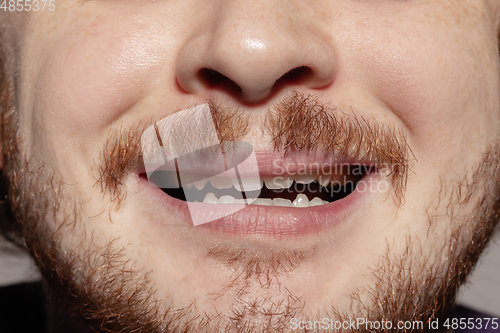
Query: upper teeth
294,174,317,184
209,175,233,189
190,172,351,191
264,176,293,190
233,177,263,192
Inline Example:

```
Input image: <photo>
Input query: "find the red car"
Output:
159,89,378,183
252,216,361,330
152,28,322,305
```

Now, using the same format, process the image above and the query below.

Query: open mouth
139,159,378,234
147,165,372,207
138,104,387,233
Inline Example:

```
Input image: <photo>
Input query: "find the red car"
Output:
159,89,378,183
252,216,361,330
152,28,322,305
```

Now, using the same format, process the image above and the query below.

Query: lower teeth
199,194,330,207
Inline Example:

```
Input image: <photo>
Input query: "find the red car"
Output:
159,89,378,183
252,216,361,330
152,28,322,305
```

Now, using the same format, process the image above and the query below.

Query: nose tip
175,7,336,104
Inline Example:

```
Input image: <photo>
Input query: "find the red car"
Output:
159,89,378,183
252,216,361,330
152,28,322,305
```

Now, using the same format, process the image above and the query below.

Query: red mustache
96,91,413,204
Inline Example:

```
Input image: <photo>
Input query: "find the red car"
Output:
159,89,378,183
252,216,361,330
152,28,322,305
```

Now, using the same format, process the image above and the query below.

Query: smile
139,150,380,237
138,104,387,235
157,165,370,207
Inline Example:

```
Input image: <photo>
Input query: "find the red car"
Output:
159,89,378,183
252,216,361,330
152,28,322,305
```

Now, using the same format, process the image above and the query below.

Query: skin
1,0,500,332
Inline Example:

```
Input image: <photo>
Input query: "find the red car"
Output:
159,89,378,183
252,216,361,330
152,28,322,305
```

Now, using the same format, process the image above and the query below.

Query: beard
1,91,500,332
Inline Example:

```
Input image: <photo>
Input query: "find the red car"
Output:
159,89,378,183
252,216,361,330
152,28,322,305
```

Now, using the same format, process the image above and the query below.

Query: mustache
266,92,413,201
96,91,413,203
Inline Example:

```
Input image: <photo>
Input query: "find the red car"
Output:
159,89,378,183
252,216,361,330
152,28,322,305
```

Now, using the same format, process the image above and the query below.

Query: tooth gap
159,166,369,203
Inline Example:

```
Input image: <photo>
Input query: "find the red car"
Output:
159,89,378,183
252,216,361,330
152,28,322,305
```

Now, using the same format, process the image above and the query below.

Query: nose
176,1,337,103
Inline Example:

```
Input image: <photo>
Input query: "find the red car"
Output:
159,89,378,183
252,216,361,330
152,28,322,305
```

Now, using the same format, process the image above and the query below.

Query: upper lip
138,147,379,178
252,149,378,177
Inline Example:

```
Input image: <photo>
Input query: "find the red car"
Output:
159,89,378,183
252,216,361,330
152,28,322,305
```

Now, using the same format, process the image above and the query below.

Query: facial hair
1,89,499,332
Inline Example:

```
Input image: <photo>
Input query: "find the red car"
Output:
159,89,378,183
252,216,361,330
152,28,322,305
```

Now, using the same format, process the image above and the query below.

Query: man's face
1,1,500,331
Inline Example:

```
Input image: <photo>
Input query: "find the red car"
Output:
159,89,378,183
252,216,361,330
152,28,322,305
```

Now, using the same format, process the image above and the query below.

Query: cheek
37,23,162,135
356,21,500,162
23,15,182,172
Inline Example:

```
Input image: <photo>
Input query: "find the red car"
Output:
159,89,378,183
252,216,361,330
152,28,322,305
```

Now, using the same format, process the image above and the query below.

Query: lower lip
139,173,376,237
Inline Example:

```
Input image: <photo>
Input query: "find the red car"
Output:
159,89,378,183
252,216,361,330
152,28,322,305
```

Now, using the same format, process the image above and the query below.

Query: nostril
198,68,226,86
195,66,318,103
273,66,313,90
198,68,243,96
